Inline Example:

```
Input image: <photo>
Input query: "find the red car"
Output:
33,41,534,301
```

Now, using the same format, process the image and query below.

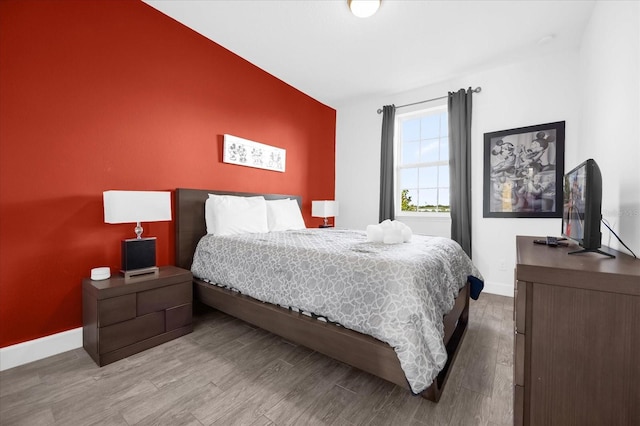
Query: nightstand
82,265,193,366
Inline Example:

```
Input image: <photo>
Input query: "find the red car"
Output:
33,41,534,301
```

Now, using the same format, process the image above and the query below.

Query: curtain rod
376,86,482,114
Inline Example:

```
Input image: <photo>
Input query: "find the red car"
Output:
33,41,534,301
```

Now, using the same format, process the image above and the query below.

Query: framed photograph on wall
483,121,565,218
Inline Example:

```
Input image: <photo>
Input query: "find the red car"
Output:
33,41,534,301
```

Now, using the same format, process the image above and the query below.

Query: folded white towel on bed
366,220,412,244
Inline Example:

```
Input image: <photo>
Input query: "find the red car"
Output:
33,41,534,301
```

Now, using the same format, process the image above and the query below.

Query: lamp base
121,237,156,271
122,266,159,281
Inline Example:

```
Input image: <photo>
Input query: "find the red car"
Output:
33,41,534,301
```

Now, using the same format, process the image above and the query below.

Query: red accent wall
0,0,336,348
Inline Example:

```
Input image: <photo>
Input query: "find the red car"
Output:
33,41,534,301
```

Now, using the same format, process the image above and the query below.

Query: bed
175,188,476,402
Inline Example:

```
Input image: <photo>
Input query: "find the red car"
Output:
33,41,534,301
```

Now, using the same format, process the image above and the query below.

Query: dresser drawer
515,280,526,333
137,282,191,316
515,332,525,386
98,294,136,327
99,311,165,354
514,385,524,426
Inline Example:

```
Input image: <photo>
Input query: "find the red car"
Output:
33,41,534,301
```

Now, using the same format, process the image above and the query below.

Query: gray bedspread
191,228,483,394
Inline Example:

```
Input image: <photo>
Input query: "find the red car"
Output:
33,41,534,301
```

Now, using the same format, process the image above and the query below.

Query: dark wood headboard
174,188,302,270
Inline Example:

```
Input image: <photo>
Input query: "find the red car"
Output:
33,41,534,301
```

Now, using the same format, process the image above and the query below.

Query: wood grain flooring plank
411,379,458,426
0,371,98,419
367,385,423,426
147,343,241,390
487,363,513,426
249,415,277,426
137,407,206,426
448,387,493,426
51,379,159,425
191,372,265,424
191,354,315,426
461,340,498,397
0,370,41,399
85,411,130,425
119,364,216,425
437,326,474,395
89,344,184,383
136,381,222,426
333,373,396,425
473,315,502,353
0,407,55,426
188,317,258,347
209,358,296,425
285,384,356,426
212,342,296,391
263,355,353,426
495,331,514,368
0,292,514,426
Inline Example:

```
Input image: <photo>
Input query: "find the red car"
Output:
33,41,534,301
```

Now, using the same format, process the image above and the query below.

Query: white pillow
205,194,269,236
266,198,306,231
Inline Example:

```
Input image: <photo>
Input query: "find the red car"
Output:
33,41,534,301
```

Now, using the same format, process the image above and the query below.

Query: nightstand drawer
166,303,192,330
98,294,136,327
137,282,191,316
83,266,193,366
99,311,165,354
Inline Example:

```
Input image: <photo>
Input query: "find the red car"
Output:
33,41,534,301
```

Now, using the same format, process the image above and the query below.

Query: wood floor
0,293,514,426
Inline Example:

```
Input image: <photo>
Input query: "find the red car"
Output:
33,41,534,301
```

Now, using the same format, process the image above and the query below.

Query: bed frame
175,188,469,402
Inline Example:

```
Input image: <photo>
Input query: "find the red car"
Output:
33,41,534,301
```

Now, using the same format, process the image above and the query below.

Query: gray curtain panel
448,88,473,258
379,105,396,222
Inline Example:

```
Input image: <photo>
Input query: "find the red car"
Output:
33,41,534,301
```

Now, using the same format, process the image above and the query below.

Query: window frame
394,103,450,218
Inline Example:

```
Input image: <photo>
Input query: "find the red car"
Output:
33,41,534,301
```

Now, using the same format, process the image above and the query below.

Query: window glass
402,120,420,142
420,115,440,139
402,140,420,165
400,168,418,189
439,137,449,161
420,139,439,163
396,106,449,213
418,166,438,187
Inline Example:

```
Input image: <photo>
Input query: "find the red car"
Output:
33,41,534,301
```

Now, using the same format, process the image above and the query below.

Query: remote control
546,236,558,246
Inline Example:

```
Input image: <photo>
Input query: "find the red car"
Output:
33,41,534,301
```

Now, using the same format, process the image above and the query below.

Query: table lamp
312,200,339,228
103,190,172,278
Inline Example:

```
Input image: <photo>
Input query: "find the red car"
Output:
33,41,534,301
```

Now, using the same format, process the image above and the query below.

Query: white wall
336,51,581,296
578,0,640,254
336,1,640,297
335,84,454,237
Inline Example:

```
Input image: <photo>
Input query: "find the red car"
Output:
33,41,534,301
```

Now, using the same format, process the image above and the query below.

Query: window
396,106,449,213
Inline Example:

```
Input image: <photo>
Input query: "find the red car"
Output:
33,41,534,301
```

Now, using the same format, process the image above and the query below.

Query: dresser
83,265,193,366
514,236,640,425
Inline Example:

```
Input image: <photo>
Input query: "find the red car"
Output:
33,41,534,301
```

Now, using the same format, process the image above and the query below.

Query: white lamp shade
103,190,172,224
312,200,339,218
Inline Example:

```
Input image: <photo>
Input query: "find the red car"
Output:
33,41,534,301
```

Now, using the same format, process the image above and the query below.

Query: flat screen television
561,159,613,257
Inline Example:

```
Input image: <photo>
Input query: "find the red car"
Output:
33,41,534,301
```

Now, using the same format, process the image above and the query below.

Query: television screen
561,159,607,255
562,166,586,241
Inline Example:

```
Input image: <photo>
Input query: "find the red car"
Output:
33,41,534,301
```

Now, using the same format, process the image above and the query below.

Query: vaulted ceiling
145,0,596,107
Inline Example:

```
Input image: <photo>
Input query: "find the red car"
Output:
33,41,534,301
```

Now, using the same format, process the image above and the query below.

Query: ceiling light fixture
348,0,380,18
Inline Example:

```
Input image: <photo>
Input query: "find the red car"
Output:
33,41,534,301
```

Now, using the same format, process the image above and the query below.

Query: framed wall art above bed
223,134,286,173
483,121,565,218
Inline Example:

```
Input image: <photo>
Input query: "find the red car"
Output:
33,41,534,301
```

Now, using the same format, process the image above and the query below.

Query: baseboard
0,328,82,372
481,280,514,297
